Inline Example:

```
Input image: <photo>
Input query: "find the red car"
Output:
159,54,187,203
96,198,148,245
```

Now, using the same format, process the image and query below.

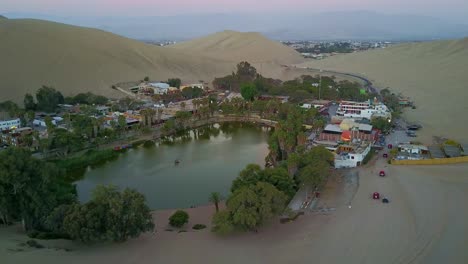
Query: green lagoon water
75,123,270,209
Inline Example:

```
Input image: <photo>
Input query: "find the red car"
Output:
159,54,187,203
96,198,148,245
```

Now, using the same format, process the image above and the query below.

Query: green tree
371,117,392,133
174,111,192,129
169,210,189,228
35,86,64,112
62,186,154,243
44,116,55,133
286,153,301,177
231,164,296,199
0,100,21,118
209,192,222,212
167,78,181,88
300,146,334,167
236,61,257,81
24,93,36,111
0,148,75,230
240,83,258,101
52,128,83,155
211,210,235,235
297,161,330,188
227,182,287,231
144,76,150,82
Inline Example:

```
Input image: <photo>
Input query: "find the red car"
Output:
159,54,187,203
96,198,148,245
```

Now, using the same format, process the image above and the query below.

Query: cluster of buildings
282,40,394,59
308,98,392,168
130,82,206,96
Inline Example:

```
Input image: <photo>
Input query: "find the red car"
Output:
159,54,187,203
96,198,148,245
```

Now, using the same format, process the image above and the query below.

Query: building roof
324,124,342,133
428,146,446,158
443,145,461,157
398,144,428,151
310,99,331,105
460,143,468,152
358,124,373,132
96,106,110,111
15,127,32,132
149,82,170,89
307,132,317,141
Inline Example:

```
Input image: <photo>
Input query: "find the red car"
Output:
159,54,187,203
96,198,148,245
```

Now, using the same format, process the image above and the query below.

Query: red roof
341,130,351,141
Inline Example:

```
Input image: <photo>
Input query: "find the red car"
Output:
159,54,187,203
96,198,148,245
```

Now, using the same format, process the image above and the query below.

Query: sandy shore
2,153,468,264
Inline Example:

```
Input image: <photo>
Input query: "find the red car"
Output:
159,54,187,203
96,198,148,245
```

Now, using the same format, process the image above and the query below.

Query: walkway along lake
75,122,270,209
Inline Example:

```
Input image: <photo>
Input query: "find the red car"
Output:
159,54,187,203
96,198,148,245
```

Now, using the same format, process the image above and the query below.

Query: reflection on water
75,122,271,210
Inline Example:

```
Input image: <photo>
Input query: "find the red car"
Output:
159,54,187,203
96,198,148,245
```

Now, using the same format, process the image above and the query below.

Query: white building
301,103,312,109
33,118,58,127
0,118,21,131
336,99,391,119
334,142,372,168
149,83,170,94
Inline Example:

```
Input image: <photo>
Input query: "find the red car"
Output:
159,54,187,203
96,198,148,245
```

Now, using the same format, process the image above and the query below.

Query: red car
373,192,380,199
383,153,388,158
379,170,386,177
387,144,393,149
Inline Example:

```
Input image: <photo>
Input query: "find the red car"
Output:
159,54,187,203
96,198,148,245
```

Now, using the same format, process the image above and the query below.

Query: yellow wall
391,156,468,165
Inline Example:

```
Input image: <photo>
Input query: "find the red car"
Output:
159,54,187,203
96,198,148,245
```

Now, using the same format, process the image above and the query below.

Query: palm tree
209,192,222,212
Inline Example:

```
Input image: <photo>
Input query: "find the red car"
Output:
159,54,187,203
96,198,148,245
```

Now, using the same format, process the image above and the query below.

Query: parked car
382,197,389,203
373,192,380,199
387,144,393,149
379,170,386,177
383,153,388,158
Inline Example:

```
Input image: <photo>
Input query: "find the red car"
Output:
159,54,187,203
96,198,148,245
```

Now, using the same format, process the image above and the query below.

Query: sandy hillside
0,19,237,102
297,38,468,143
170,30,305,65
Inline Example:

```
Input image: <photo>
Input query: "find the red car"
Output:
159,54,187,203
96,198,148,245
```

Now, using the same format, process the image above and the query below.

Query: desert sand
0,20,307,103
2,157,468,264
170,30,304,65
0,19,240,102
296,38,468,143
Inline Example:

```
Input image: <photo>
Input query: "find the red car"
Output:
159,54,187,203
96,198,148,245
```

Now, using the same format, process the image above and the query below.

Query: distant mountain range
3,11,468,41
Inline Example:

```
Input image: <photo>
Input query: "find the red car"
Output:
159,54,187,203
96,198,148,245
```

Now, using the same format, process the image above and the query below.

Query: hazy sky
2,0,468,21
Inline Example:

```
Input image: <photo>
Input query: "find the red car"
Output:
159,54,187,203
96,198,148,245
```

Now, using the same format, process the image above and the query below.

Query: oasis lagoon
75,123,270,210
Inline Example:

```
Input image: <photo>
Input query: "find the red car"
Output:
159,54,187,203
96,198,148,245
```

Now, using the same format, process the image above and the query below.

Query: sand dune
297,38,468,143
0,21,306,103
0,19,236,102
170,30,304,65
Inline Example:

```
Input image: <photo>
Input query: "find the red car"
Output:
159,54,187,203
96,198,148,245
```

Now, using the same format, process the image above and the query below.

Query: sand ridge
170,30,305,65
0,21,306,103
0,19,236,102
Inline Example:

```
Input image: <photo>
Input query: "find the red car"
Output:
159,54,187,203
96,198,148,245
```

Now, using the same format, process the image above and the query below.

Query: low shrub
26,240,44,249
192,224,207,230
28,231,71,240
169,210,189,228
132,140,146,147
362,149,376,165
143,140,155,148
444,139,459,147
53,149,119,172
